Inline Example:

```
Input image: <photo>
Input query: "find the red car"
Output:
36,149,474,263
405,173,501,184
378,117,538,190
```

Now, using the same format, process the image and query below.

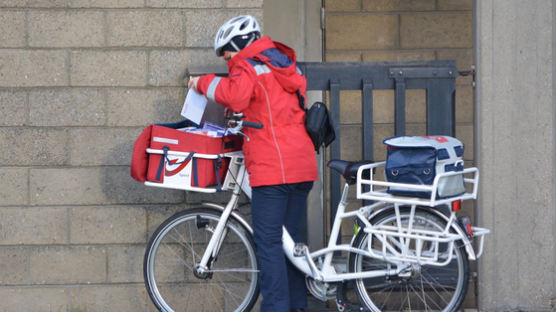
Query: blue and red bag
384,136,466,199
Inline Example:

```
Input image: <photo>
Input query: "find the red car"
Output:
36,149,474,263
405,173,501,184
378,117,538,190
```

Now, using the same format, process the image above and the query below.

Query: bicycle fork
195,195,239,275
195,159,248,275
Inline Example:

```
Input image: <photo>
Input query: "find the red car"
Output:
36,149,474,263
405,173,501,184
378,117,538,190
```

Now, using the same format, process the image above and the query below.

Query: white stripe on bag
153,137,178,145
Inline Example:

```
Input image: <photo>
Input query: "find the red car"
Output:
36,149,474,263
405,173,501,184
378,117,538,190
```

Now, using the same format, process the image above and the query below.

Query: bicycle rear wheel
349,207,469,312
144,208,259,312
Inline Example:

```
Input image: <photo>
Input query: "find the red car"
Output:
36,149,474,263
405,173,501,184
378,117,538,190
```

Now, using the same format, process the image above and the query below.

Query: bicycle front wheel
144,208,259,312
349,207,469,312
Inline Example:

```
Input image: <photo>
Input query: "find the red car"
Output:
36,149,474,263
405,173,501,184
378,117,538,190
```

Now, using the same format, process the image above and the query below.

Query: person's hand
187,76,200,92
224,108,236,119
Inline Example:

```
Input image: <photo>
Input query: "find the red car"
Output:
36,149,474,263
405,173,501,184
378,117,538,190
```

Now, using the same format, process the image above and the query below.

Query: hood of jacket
228,36,304,93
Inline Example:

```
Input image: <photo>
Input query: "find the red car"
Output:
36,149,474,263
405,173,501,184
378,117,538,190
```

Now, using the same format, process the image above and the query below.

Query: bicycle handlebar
241,121,264,129
227,112,263,130
225,116,262,141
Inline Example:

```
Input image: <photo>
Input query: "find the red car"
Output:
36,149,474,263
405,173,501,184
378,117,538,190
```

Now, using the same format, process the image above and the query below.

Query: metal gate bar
362,79,374,161
328,79,341,233
394,74,406,136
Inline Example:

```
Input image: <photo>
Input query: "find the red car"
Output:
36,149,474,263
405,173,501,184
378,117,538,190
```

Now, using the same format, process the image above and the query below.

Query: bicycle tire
144,208,259,312
349,207,469,312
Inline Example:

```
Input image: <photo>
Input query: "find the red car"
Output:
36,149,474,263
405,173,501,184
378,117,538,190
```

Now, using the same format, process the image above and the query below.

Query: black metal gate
297,60,458,239
187,60,458,242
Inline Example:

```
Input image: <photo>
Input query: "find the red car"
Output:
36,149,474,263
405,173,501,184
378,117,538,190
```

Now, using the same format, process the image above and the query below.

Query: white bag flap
383,136,464,161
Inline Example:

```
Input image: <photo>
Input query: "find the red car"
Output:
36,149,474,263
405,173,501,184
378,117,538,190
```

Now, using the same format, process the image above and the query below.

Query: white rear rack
363,213,490,265
356,161,479,207
356,162,489,264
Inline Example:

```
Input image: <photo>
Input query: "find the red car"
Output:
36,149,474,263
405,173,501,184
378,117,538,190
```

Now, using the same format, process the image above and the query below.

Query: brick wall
0,1,262,311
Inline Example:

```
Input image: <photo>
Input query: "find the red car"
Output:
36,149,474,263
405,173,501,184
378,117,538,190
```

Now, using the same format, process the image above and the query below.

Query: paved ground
306,296,338,311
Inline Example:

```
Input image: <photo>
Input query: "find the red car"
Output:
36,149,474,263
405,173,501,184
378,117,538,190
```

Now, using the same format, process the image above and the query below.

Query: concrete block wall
0,1,262,311
476,1,556,310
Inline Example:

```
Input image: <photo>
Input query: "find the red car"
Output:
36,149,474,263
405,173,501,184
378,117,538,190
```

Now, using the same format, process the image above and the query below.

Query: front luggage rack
144,149,245,193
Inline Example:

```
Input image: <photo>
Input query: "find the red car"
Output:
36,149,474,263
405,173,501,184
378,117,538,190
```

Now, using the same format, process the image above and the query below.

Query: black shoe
291,309,305,312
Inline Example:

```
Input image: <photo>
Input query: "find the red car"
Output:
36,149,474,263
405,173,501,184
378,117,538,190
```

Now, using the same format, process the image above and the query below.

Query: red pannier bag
130,120,242,189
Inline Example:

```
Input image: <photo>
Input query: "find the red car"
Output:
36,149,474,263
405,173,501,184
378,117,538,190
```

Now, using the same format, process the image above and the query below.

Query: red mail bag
130,120,242,188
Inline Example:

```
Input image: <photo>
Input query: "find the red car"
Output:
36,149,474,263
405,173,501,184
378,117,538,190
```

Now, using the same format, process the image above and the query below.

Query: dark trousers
251,181,313,312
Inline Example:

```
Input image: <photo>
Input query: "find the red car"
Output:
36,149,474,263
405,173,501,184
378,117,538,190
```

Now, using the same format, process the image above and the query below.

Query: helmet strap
229,40,241,52
229,32,258,53
244,35,256,48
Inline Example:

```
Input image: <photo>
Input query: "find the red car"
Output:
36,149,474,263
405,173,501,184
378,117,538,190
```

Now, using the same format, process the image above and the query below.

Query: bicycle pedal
293,243,307,257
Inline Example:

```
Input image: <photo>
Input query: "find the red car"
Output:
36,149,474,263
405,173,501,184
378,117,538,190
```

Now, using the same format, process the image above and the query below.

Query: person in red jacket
189,15,317,312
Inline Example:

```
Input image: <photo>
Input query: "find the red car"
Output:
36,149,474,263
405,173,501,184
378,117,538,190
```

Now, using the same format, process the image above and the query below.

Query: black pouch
297,91,336,152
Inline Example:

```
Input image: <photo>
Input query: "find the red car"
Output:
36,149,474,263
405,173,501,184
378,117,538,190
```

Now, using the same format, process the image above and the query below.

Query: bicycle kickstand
335,282,369,312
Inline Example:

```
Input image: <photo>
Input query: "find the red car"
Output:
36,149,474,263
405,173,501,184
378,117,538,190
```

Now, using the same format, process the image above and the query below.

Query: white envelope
181,89,207,124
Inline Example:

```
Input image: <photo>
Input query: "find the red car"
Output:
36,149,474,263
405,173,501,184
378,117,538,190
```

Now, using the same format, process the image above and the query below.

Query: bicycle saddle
327,160,373,185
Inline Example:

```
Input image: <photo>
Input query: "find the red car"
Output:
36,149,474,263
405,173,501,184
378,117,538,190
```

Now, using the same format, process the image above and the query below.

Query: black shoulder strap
296,90,307,111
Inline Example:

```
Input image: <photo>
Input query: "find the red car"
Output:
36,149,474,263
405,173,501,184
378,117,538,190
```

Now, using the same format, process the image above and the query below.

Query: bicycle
142,116,489,312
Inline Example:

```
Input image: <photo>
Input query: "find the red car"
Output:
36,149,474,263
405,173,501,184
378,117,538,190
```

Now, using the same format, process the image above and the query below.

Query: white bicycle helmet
214,15,261,56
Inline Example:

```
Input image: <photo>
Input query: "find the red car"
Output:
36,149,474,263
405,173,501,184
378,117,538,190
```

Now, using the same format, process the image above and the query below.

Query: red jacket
197,36,318,187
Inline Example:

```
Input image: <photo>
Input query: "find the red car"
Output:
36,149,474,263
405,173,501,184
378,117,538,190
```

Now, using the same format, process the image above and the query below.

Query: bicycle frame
195,152,401,282
282,182,400,282
191,151,489,285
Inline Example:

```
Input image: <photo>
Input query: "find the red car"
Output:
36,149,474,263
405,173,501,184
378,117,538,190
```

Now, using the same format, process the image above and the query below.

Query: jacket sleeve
197,63,257,112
